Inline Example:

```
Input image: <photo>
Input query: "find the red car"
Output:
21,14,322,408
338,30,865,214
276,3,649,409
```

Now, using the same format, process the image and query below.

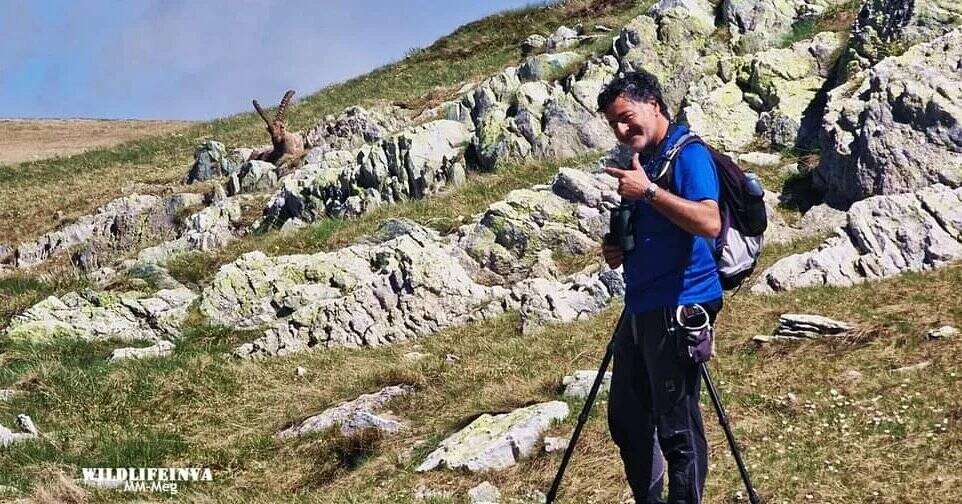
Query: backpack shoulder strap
654,132,705,193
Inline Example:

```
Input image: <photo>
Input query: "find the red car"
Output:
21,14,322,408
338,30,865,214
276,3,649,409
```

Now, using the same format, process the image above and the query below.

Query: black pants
607,299,722,504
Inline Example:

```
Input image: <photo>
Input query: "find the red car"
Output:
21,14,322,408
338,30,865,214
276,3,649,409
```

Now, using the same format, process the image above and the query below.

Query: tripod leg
700,363,762,504
546,310,626,503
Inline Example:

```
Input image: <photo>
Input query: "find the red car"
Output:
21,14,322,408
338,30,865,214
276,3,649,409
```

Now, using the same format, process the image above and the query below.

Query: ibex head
253,89,296,145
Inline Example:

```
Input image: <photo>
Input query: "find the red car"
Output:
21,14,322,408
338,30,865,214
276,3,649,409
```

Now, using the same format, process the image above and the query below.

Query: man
597,70,723,504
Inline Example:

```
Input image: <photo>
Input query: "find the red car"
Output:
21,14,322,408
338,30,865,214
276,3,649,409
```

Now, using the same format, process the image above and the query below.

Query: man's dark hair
596,69,672,121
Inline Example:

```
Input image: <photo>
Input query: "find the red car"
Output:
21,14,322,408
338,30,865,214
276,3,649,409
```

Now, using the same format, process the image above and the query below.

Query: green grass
780,0,861,48
2,257,961,502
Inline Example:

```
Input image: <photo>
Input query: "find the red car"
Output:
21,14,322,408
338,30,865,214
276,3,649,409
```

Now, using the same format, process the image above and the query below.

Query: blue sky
0,0,535,120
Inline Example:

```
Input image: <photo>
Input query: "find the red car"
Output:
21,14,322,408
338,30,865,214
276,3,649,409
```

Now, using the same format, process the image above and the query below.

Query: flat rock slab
109,340,176,362
276,385,413,439
416,401,570,472
775,313,852,338
928,326,959,339
0,415,38,448
7,288,197,342
562,370,612,399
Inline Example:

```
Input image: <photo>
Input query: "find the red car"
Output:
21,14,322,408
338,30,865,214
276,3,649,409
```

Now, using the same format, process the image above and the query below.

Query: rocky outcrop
846,0,961,75
206,223,508,356
614,9,718,112
261,119,471,227
816,29,962,206
11,193,204,270
136,197,243,265
204,167,624,358
753,313,852,342
753,184,962,292
722,0,848,53
303,104,410,152
7,288,197,342
184,140,245,184
416,401,570,472
276,385,413,438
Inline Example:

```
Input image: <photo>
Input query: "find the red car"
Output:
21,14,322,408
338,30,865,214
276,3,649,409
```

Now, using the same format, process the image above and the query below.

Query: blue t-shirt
623,125,722,314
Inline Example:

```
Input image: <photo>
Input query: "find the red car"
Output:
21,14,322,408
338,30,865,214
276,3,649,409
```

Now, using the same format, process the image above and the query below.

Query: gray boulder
184,140,241,184
649,0,716,30
562,369,613,399
816,29,962,206
226,160,278,196
7,288,197,342
303,104,409,152
468,481,501,504
754,185,962,292
545,26,580,52
517,52,585,82
276,385,413,438
136,197,242,264
416,401,570,472
522,34,548,55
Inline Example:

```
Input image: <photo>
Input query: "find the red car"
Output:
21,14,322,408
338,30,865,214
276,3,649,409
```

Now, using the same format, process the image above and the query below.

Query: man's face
603,95,663,154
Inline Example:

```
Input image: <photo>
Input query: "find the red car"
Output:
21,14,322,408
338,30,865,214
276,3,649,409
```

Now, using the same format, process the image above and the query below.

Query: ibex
251,90,305,171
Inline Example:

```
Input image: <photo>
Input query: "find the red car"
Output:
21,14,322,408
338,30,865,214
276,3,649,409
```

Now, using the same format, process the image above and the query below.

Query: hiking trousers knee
607,300,721,504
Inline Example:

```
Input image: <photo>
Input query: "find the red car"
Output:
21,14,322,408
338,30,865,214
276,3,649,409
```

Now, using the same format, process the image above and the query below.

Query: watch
642,184,658,203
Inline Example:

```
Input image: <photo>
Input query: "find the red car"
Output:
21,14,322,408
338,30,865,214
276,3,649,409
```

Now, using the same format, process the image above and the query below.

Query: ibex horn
275,90,296,122
252,99,271,125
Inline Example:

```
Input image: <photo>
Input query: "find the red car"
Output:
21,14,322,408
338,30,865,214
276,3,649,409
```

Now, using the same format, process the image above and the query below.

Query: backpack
655,132,768,291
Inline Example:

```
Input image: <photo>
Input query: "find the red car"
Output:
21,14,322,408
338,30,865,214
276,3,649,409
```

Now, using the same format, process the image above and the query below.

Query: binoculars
606,203,635,253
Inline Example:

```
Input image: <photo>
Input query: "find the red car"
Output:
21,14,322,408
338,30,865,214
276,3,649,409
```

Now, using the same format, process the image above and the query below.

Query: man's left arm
605,150,721,238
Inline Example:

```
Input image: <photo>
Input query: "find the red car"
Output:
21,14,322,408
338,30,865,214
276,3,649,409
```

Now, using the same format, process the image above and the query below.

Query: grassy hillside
0,0,639,248
1,0,961,503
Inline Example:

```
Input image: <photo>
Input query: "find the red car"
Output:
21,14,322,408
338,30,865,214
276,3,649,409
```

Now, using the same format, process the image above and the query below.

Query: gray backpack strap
654,132,701,192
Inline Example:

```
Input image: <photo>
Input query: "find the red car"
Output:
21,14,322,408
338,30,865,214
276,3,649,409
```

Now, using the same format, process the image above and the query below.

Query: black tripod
545,310,761,504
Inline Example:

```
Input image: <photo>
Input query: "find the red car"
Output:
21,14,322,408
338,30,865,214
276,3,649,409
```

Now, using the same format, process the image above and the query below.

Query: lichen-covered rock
7,288,197,342
226,160,278,196
303,104,409,152
512,270,625,335
545,25,581,52
614,13,717,112
206,222,509,357
416,401,570,472
518,52,585,82
754,185,962,292
14,194,165,269
455,168,617,283
775,313,852,337
522,34,548,55
721,0,847,53
263,119,471,227
847,0,961,75
137,197,242,264
680,77,759,152
816,29,962,205
276,385,413,438
649,0,716,29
